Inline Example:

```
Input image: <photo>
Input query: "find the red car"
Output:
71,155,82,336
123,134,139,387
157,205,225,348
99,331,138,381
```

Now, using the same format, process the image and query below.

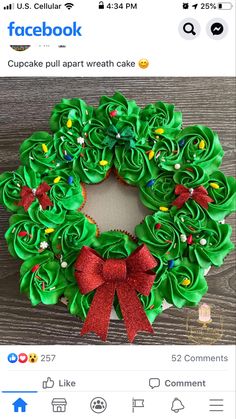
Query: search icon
179,18,200,39
183,22,196,35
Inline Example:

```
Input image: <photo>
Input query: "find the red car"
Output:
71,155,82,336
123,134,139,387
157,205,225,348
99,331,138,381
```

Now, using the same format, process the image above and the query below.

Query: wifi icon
65,2,74,9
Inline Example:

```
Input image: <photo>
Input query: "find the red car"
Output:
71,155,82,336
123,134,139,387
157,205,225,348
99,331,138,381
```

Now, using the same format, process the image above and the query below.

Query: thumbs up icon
42,377,55,389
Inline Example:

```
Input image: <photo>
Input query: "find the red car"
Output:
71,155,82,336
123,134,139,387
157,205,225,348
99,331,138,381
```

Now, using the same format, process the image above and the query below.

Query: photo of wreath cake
0,92,235,342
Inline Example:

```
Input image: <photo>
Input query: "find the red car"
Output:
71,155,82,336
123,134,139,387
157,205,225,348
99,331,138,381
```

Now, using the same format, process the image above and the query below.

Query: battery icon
218,2,233,9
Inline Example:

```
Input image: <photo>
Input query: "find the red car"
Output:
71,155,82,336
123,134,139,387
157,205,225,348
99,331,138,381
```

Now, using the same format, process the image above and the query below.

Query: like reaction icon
42,377,55,389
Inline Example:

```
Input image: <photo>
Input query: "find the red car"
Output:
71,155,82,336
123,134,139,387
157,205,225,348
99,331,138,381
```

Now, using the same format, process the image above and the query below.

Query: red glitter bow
75,245,157,342
172,184,213,209
18,182,53,211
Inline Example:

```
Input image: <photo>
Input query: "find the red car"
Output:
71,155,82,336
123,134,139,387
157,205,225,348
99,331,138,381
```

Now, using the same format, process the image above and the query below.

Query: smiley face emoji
138,58,149,69
28,353,38,363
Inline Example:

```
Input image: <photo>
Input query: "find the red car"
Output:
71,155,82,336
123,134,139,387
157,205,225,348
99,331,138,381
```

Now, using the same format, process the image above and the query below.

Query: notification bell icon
171,398,185,413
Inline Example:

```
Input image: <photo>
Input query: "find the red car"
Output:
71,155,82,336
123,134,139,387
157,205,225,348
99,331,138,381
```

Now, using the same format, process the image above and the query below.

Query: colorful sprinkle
116,133,121,139
159,206,169,212
210,182,220,189
45,228,55,234
187,234,193,245
200,238,207,246
64,154,73,161
180,234,187,243
168,260,175,269
155,128,164,135
61,261,68,268
53,176,61,184
68,176,74,185
66,119,72,128
174,163,181,170
146,179,155,187
155,223,162,229
199,140,205,150
18,231,28,237
40,241,49,250
77,137,85,145
31,264,40,273
178,139,185,148
42,143,48,153
110,110,117,117
148,150,155,160
99,160,108,166
181,278,191,286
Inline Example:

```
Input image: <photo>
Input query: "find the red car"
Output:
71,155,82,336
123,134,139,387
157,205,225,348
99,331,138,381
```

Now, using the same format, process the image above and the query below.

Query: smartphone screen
0,1,235,418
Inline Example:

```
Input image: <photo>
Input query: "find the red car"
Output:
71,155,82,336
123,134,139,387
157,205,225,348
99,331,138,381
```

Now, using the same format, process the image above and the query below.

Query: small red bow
75,245,157,342
18,182,53,211
172,184,213,209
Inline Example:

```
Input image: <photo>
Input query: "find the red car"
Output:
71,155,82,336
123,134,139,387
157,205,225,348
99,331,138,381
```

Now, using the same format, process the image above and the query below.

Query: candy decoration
178,139,185,148
187,234,193,245
110,110,117,117
66,119,72,128
68,176,74,185
181,278,191,286
168,260,175,269
174,164,181,170
159,207,169,212
77,137,85,145
155,128,164,135
210,182,220,189
199,140,205,149
155,223,161,229
146,179,155,187
53,176,61,184
40,241,49,250
148,150,155,160
180,234,187,243
200,238,207,246
61,261,68,268
99,160,108,166
42,143,48,153
18,231,28,237
31,264,40,273
45,228,55,234
64,154,73,161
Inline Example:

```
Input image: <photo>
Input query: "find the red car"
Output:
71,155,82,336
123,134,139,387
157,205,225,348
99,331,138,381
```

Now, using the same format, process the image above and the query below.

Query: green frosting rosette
114,143,159,185
135,212,185,261
53,126,85,161
188,220,234,268
139,171,176,211
97,91,140,121
175,126,224,174
0,166,40,212
5,214,47,260
173,164,209,188
140,101,182,132
73,145,113,184
50,97,94,132
20,252,66,306
206,171,236,221
171,200,209,235
157,259,208,308
20,132,57,173
50,212,97,281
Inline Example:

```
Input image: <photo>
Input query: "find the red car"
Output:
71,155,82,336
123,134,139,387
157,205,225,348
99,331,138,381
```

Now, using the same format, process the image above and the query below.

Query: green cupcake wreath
0,92,235,342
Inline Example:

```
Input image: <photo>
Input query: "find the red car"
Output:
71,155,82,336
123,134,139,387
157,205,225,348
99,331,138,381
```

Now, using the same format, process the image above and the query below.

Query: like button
42,377,55,389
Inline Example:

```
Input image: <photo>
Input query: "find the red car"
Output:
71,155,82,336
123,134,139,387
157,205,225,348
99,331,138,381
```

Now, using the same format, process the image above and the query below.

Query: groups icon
8,352,38,364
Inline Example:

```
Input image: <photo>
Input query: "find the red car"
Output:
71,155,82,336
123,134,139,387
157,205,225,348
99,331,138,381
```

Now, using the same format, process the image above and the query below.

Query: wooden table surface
0,77,235,345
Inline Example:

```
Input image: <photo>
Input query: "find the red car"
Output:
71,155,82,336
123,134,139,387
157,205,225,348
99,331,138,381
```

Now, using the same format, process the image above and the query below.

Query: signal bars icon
64,2,74,9
3,3,14,9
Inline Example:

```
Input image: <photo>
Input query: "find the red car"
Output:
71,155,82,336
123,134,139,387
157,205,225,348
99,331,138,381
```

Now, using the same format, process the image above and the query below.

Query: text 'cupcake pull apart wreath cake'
0,92,235,342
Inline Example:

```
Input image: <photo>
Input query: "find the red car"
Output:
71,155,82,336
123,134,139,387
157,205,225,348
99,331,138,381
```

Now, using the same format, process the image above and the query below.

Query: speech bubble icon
149,378,160,389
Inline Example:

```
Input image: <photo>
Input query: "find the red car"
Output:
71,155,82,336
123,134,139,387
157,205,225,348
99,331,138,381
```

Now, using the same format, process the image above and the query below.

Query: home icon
12,398,27,413
52,398,67,413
